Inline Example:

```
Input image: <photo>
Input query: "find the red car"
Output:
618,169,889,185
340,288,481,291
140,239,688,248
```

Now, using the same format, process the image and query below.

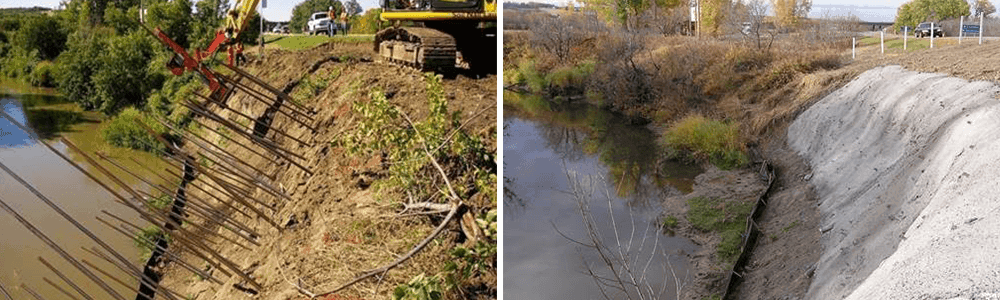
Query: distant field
263,34,375,50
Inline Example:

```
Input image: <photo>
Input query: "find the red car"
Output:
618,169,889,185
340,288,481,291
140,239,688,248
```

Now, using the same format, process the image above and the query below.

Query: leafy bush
392,274,443,300
663,114,747,169
100,107,168,153
28,60,57,87
0,46,38,79
58,29,164,115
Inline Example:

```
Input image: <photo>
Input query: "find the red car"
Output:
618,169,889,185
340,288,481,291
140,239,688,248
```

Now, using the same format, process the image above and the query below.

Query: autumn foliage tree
895,0,970,29
771,0,811,27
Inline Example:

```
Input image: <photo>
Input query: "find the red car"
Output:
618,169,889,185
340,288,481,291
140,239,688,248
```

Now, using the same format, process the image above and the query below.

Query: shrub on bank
663,114,747,169
100,107,169,153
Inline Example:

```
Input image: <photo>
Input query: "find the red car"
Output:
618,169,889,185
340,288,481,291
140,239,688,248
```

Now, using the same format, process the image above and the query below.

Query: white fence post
980,14,985,45
931,22,934,48
960,15,964,44
852,37,856,59
881,30,884,54
904,27,908,50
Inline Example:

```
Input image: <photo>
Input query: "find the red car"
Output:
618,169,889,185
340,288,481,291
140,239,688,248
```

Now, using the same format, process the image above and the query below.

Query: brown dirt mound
156,41,496,300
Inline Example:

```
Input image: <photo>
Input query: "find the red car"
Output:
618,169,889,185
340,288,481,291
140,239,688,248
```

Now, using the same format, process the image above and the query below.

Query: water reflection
504,92,702,300
504,92,701,201
0,99,33,147
0,92,145,299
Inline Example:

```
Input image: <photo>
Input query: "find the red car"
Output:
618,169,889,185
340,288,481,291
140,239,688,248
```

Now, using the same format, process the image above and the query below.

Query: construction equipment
144,0,261,102
374,0,497,72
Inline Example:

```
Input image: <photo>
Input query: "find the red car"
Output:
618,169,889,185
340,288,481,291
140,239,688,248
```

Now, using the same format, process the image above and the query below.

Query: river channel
504,93,703,299
0,81,172,299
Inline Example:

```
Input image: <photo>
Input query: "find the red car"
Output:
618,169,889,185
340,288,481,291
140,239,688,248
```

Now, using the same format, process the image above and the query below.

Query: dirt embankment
736,41,1000,300
154,42,497,299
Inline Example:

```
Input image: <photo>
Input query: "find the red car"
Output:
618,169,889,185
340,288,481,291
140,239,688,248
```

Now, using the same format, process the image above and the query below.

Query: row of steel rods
63,137,265,290
93,216,225,285
1,110,264,296
0,110,192,300
136,121,282,232
97,152,259,249
220,63,313,114
159,116,278,181
80,246,186,300
213,72,317,130
180,99,313,175
124,131,276,232
0,63,316,298
156,119,290,204
183,98,310,163
191,93,312,147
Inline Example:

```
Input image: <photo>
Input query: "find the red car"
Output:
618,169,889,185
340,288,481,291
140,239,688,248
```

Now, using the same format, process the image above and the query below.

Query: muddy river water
0,82,171,299
503,94,702,299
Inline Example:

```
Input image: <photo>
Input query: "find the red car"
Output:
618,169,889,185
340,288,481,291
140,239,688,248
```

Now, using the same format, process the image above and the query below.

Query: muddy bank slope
788,65,1000,299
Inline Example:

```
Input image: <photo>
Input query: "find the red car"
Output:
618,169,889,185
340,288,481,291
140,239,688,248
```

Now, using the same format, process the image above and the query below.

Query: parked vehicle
915,22,944,38
307,12,331,35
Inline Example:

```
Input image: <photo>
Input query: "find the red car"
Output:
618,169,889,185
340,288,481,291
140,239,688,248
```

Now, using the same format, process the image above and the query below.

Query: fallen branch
279,265,316,298
311,202,461,298
404,202,452,212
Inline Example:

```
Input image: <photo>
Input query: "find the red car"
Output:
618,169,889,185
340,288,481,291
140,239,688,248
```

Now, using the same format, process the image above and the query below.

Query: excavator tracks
375,27,457,71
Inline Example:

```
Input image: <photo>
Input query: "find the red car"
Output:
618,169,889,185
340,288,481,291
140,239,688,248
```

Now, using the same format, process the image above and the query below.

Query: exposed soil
154,41,496,300
732,41,1000,300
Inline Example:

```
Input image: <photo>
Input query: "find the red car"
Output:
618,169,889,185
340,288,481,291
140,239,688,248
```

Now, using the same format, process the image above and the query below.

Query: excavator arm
146,0,261,98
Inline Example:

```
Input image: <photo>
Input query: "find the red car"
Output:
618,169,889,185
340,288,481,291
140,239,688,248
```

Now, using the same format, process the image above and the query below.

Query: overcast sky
0,0,383,22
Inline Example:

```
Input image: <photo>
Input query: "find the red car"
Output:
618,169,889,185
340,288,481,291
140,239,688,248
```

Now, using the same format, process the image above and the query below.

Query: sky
0,0,383,22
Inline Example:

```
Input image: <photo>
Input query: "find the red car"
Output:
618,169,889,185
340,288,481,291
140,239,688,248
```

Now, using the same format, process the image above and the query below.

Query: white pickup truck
307,12,332,35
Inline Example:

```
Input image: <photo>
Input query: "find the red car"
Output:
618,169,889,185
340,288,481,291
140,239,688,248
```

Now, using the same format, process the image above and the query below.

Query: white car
307,12,331,35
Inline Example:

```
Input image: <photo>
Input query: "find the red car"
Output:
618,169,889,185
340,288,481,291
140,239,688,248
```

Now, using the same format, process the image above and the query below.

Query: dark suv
915,22,944,38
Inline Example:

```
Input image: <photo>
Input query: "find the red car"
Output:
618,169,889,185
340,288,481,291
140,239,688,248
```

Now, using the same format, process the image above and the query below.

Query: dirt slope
735,41,1000,300
156,42,496,300
791,65,1000,300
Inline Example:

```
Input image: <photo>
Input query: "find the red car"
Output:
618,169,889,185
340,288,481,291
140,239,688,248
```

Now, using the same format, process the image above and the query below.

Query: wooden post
960,15,964,44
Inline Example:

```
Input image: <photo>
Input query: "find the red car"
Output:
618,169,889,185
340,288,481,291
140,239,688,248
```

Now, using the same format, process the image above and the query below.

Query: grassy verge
662,115,748,169
263,34,374,50
686,196,754,265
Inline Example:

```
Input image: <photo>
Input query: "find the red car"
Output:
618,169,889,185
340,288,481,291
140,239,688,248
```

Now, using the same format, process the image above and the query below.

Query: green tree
895,0,970,29
351,8,388,34
145,0,193,48
16,14,67,60
290,0,344,33
58,28,113,110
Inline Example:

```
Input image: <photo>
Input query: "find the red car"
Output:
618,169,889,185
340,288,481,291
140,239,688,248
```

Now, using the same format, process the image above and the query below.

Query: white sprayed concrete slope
789,66,1000,300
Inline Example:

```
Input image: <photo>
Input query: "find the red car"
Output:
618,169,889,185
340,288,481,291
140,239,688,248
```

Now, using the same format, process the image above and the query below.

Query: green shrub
663,215,679,228
134,225,168,261
100,108,167,153
0,46,38,79
393,274,443,300
663,114,747,169
28,60,56,87
545,59,595,90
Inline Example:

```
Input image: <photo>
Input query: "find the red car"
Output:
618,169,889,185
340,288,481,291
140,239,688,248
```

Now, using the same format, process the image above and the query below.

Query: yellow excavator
374,0,497,73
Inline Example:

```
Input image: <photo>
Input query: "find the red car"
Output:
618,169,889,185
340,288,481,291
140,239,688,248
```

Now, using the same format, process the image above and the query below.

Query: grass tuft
686,196,753,264
663,115,748,169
